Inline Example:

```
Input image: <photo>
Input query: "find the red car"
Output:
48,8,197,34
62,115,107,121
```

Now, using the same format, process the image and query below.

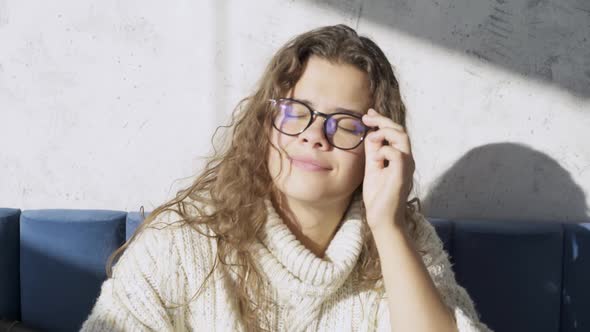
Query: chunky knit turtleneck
251,195,365,331
81,195,493,332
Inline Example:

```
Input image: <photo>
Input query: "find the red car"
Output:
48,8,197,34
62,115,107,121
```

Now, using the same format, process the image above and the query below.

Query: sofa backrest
0,208,588,332
433,218,590,332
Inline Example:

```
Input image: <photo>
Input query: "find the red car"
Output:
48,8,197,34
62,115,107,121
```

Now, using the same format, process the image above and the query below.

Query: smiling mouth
288,158,332,172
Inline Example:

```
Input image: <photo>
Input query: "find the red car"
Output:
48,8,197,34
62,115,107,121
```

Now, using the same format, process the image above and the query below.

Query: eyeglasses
268,98,373,150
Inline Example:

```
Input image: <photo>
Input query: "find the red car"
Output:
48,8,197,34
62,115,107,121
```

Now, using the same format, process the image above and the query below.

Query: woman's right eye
282,105,305,118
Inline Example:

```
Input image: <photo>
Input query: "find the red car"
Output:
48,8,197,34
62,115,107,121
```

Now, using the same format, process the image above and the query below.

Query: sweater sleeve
79,216,179,332
413,213,494,332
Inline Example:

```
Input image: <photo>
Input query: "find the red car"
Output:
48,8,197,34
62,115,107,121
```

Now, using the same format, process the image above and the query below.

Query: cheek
267,133,280,175
267,130,294,176
339,149,366,181
354,153,366,179
270,129,295,151
352,144,366,168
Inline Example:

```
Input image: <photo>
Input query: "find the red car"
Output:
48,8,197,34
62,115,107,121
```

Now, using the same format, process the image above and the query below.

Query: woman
81,24,492,332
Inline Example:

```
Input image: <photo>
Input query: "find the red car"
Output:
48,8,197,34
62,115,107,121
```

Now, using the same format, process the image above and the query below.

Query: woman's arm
371,213,493,332
372,217,457,332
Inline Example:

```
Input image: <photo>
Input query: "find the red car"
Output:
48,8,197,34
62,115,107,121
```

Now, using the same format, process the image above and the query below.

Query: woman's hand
361,108,415,232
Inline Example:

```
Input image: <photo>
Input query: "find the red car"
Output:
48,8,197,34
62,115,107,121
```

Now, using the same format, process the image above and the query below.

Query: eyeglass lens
272,99,366,149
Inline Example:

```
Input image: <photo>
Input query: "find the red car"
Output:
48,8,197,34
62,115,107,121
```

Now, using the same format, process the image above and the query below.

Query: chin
284,189,326,203
279,180,345,204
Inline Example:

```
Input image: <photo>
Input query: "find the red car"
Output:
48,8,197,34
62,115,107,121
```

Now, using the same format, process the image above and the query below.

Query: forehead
289,56,372,114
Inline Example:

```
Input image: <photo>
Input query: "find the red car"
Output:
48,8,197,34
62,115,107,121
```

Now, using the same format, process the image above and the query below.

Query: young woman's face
268,55,372,204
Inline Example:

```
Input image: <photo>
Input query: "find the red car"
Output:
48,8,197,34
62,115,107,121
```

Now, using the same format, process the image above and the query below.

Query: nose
297,115,331,150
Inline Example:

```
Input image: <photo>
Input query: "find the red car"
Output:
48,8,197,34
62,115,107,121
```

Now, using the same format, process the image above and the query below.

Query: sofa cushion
125,210,149,241
561,222,590,332
453,219,563,332
20,209,126,332
0,319,40,332
0,208,21,321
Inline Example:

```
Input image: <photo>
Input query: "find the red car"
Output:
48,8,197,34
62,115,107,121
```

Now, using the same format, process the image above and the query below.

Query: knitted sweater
80,195,493,331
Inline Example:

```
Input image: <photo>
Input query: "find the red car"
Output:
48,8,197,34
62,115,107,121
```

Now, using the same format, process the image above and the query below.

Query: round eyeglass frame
268,98,374,150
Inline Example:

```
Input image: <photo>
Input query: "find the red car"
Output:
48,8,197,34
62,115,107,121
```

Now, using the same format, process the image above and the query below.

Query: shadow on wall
307,0,590,99
421,142,589,223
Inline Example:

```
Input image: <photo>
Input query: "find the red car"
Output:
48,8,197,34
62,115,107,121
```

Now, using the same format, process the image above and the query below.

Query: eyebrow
297,98,365,116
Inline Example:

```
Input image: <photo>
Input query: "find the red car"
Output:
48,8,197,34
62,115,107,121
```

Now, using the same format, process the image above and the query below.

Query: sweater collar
251,192,366,303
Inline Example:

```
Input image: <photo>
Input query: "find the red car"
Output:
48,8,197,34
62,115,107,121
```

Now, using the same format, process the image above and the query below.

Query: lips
288,155,332,171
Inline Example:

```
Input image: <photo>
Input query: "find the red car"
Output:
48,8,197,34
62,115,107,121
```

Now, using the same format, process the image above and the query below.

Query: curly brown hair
105,24,423,331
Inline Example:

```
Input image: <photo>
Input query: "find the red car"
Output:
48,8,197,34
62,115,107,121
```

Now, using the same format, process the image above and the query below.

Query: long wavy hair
105,24,423,331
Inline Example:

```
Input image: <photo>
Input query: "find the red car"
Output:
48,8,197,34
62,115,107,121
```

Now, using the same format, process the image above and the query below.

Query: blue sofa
0,207,588,332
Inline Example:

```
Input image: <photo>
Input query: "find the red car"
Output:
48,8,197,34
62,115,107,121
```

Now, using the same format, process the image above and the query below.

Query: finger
372,146,404,170
362,109,405,131
367,128,412,155
364,128,383,171
374,146,403,161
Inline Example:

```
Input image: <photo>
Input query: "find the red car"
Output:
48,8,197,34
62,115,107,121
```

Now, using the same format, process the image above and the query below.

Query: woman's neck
271,191,353,258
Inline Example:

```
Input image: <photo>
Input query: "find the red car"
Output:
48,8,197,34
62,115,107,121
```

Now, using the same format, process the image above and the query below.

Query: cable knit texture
80,194,493,331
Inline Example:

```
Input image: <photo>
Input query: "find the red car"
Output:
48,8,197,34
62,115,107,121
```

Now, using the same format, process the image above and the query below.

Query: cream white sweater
80,195,493,331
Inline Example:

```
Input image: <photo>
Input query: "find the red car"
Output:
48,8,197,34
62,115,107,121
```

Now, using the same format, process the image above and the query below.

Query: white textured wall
1,0,589,222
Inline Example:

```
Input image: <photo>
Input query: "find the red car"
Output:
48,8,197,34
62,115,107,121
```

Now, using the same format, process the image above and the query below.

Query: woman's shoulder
143,198,218,258
402,210,451,273
409,211,444,250
120,200,219,301
121,196,218,269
